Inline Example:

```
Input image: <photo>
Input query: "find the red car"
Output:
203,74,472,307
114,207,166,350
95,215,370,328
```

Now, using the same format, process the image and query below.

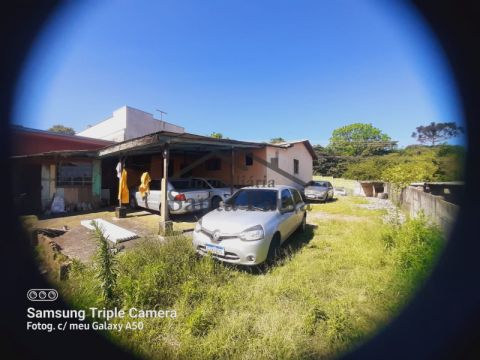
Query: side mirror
280,204,295,213
219,201,224,207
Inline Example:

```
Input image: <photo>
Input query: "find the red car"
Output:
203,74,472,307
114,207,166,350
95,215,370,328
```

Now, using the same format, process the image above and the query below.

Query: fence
387,184,459,234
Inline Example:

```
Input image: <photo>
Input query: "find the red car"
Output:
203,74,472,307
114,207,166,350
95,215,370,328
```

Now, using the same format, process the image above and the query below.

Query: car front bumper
304,192,328,201
192,230,270,265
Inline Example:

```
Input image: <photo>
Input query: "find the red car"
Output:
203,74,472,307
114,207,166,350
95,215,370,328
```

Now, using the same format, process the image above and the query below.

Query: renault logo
213,231,221,242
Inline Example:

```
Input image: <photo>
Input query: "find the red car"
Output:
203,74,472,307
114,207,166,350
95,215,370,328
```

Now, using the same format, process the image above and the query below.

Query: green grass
307,196,384,218
53,197,443,359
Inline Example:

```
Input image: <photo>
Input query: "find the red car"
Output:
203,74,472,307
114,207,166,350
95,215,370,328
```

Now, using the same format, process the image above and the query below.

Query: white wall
265,143,313,189
77,106,127,142
125,107,184,139
77,106,184,142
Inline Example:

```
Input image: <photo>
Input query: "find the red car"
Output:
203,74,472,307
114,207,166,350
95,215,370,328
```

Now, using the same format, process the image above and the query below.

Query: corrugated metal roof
81,219,138,243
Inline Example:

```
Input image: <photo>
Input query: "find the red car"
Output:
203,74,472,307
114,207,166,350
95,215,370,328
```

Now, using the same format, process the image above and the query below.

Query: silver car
189,177,234,208
304,180,334,202
130,179,210,214
192,185,306,266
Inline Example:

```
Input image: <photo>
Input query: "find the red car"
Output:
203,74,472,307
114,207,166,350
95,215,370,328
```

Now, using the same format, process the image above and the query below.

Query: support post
115,157,127,218
159,144,172,235
230,146,235,195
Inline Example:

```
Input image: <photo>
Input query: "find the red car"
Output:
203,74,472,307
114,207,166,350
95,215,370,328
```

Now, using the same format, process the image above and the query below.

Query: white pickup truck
130,178,211,214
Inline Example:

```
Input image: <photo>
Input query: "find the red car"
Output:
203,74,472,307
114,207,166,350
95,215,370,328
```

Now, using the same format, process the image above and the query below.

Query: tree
382,161,437,191
343,157,390,180
327,123,395,156
312,145,352,177
210,132,223,139
270,137,286,144
411,122,464,146
48,124,75,135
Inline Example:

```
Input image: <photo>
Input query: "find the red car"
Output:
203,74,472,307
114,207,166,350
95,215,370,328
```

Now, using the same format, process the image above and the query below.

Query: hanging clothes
115,161,122,179
118,168,129,204
139,172,151,199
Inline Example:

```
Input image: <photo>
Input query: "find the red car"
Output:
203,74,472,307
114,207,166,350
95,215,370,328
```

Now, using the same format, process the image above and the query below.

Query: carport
98,131,264,233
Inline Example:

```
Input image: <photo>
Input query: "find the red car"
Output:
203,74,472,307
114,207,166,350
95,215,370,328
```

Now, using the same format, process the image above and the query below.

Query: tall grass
92,222,118,306
55,198,443,359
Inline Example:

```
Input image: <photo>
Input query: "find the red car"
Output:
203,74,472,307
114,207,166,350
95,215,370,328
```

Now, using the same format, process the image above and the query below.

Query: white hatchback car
192,185,307,266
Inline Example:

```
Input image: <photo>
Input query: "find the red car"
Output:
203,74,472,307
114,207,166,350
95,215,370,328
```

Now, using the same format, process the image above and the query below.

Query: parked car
189,177,234,208
303,180,334,202
192,185,306,266
130,178,210,214
334,187,347,196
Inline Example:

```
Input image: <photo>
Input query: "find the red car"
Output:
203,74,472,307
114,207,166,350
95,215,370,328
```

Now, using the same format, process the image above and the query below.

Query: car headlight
240,225,264,241
194,219,202,233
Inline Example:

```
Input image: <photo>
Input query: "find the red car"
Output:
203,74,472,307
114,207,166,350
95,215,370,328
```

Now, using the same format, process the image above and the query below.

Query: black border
1,1,479,359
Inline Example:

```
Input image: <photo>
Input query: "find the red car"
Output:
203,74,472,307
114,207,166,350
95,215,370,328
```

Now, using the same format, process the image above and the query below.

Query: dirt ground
22,207,201,263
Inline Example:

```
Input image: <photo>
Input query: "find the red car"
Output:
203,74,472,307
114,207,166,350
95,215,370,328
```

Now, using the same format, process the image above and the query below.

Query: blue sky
13,0,464,147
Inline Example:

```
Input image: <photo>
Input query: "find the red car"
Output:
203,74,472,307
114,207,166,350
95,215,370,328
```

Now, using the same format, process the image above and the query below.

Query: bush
383,214,443,298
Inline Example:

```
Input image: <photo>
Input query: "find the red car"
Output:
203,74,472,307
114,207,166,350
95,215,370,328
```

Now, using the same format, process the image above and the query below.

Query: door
290,188,305,226
327,182,334,198
277,189,297,242
137,179,161,210
13,163,42,214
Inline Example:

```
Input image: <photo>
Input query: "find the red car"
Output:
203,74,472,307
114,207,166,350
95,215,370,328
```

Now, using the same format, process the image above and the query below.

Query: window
225,189,277,211
191,178,210,189
291,189,302,205
56,162,92,186
307,181,329,187
293,159,299,174
245,153,253,166
206,158,221,171
280,189,294,209
270,157,279,168
207,179,228,188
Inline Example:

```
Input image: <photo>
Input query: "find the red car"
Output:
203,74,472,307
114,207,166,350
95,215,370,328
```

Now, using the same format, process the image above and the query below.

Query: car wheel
129,196,138,209
266,233,281,264
211,196,222,209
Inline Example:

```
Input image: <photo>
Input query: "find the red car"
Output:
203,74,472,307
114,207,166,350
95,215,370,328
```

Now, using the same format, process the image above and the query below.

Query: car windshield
308,181,329,187
224,189,277,211
207,179,228,188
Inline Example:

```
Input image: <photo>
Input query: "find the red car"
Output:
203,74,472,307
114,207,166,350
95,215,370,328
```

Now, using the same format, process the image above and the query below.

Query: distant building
77,105,184,142
11,126,114,214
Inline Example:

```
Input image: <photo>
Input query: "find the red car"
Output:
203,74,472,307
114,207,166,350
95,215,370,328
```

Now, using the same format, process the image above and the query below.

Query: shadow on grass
37,206,116,220
305,197,338,205
221,223,318,275
127,208,209,223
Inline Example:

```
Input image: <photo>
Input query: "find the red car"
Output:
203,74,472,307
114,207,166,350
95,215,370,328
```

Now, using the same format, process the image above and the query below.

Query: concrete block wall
388,184,459,234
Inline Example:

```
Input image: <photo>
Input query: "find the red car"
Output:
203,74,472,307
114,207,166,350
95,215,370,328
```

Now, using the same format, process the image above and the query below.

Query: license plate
205,244,225,256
